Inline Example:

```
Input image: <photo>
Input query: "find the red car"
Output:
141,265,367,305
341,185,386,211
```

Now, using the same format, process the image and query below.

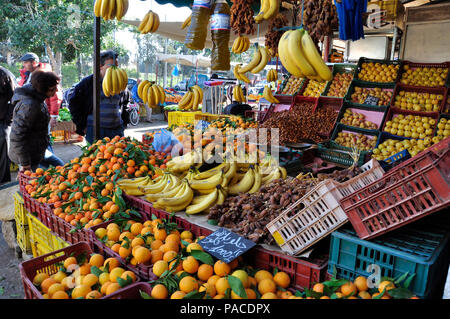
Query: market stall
10,0,450,302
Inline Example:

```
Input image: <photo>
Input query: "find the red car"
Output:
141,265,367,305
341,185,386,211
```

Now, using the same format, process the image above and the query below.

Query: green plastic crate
327,220,450,299
344,80,396,109
322,63,357,97
354,57,403,86
317,141,369,167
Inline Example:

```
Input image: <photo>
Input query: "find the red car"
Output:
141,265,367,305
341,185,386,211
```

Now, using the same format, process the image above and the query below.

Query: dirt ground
0,119,166,299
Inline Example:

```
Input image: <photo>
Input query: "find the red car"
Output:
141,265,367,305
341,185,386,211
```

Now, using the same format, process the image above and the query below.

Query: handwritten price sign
198,228,256,264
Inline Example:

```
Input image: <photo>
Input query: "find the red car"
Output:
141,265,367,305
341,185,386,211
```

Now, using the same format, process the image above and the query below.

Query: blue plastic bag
152,129,181,153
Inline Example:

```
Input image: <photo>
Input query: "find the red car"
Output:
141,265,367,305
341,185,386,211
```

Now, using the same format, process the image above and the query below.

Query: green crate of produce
322,63,357,98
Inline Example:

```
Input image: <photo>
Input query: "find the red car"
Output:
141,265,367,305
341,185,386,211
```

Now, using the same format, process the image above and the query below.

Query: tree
3,0,115,75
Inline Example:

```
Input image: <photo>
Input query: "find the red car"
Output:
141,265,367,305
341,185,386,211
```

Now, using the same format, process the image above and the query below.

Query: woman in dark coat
8,70,60,172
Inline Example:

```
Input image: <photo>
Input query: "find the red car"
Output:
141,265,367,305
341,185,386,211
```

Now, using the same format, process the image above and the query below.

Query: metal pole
391,27,397,60
93,13,101,141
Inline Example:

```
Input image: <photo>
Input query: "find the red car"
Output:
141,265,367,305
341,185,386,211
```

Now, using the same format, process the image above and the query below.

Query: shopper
0,66,16,184
8,70,60,172
68,50,130,144
131,79,152,123
18,52,64,169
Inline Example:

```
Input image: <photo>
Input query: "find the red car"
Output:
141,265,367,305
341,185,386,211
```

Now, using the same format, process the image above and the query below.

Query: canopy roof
156,53,211,68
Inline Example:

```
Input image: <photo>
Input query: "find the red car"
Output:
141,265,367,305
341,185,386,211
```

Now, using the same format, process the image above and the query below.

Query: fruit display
31,254,136,299
266,69,278,83
400,64,448,87
137,81,166,108
102,66,128,97
279,76,304,95
326,72,354,97
302,79,328,97
230,0,255,36
232,85,246,103
231,36,251,54
138,10,160,34
392,90,443,112
209,165,365,244
303,275,419,299
340,109,379,130
278,29,333,82
262,85,279,104
260,101,339,144
350,87,393,106
334,132,378,151
255,0,280,24
357,62,400,83
300,0,339,45
265,13,289,57
372,137,438,160
434,117,450,142
94,0,128,21
177,86,203,111
383,114,437,139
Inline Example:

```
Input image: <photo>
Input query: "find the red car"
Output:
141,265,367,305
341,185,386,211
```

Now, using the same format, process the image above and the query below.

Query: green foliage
0,62,21,79
61,64,79,88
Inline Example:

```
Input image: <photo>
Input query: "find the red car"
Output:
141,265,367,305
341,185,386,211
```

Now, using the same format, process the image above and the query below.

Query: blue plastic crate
379,148,412,171
327,221,450,299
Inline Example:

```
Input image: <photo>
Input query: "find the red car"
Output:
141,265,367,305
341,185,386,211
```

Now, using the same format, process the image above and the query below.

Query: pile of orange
32,254,136,299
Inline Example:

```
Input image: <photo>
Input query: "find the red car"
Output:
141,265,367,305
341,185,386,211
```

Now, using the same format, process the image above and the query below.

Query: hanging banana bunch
255,0,280,24
137,80,166,108
267,69,278,82
178,85,203,111
94,0,129,21
102,66,128,97
233,85,246,103
138,10,160,34
262,85,279,104
231,36,251,54
181,15,191,30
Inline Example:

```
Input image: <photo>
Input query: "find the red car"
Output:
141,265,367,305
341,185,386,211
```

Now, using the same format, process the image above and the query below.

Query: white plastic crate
336,159,385,198
266,179,348,256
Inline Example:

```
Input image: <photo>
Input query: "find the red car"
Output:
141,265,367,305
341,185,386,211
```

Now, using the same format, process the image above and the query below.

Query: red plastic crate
390,83,446,114
340,146,450,240
313,97,344,138
397,61,450,88
18,171,36,195
18,242,139,299
246,247,329,291
104,282,152,299
21,191,53,230
123,193,154,219
47,212,93,247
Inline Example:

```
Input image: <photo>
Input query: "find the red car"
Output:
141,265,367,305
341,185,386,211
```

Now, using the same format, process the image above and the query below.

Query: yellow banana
118,68,128,91
117,176,150,185
216,187,226,205
106,0,115,21
147,84,155,106
143,11,154,34
240,46,262,73
181,15,191,30
248,166,262,194
255,0,269,23
157,85,166,104
94,0,102,17
184,91,195,110
102,67,112,97
100,0,110,20
145,181,184,203
301,29,332,81
288,29,317,76
151,12,160,32
191,194,209,205
193,85,203,101
191,86,200,110
115,0,123,21
141,82,152,104
232,37,241,54
250,46,270,74
111,68,119,95
185,188,219,215
189,171,223,191
263,85,279,104
279,166,287,179
228,167,255,195
122,0,129,20
264,0,279,20
262,167,281,185
151,85,160,106
224,161,237,180
278,31,304,78
138,80,149,99
195,163,229,180
138,12,150,32
178,91,192,109
157,182,194,207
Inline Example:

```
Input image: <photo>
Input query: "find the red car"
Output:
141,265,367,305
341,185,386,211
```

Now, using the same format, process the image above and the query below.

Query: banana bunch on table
278,28,332,82
94,0,129,21
102,66,128,97
138,10,160,34
137,80,166,107
117,176,153,196
178,86,203,110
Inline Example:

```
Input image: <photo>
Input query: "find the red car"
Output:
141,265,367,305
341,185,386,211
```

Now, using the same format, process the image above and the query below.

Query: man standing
0,66,16,184
68,50,130,144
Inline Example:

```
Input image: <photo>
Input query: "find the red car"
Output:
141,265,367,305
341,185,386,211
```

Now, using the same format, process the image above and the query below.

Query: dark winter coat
8,84,50,167
0,66,16,125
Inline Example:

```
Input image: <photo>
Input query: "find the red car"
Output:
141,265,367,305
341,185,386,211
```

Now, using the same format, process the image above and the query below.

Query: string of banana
262,85,279,104
233,85,246,103
233,45,270,83
102,66,128,97
178,85,203,111
255,0,279,23
278,28,332,82
137,80,166,108
181,15,191,30
94,0,129,21
138,10,160,34
117,153,287,215
267,69,278,82
231,36,251,54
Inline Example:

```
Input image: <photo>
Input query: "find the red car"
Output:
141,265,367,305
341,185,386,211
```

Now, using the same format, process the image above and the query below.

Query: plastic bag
152,129,181,153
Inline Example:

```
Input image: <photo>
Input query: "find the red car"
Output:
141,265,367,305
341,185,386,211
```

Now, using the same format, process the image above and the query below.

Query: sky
115,0,191,54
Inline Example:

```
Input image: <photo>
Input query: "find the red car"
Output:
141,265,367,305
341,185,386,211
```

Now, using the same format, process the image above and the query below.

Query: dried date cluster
208,166,363,245
230,0,255,36
300,0,339,44
260,102,338,144
265,13,289,56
